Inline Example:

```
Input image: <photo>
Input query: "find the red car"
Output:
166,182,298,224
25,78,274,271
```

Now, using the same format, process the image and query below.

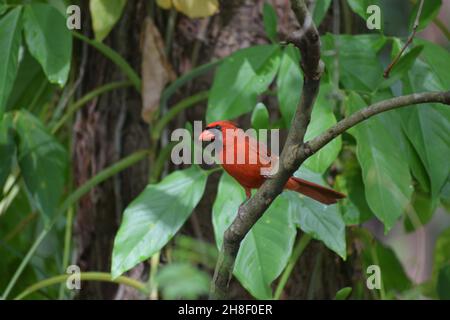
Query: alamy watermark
171,121,280,176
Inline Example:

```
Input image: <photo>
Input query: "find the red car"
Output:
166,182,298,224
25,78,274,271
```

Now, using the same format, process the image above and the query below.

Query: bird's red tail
285,177,345,205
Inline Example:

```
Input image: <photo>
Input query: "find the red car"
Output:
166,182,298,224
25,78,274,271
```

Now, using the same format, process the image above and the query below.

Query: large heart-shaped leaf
213,173,296,299
90,0,126,42
111,166,208,278
287,167,346,259
0,7,22,117
23,3,72,86
207,45,281,122
303,82,342,173
346,92,413,232
276,44,302,127
14,111,68,223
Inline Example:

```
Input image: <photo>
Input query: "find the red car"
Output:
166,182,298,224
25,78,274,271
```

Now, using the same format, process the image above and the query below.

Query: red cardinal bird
199,120,345,205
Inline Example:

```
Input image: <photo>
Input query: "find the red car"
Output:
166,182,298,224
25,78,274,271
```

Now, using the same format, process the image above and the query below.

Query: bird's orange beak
199,129,216,141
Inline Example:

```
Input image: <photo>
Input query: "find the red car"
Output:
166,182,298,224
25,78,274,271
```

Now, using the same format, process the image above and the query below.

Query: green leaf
23,3,72,86
111,166,207,278
0,113,15,190
404,186,438,232
287,168,346,259
0,7,22,118
441,178,450,211
345,0,386,25
251,102,269,130
322,34,386,92
415,38,450,90
90,0,126,42
403,128,431,194
14,111,68,223
362,239,411,293
277,44,302,127
207,45,281,122
312,0,331,26
212,173,296,299
437,265,450,300
335,287,352,300
303,82,342,173
0,2,7,16
401,55,450,199
346,0,371,20
0,188,38,297
335,173,362,226
156,263,210,300
346,92,413,232
262,3,277,43
409,0,442,32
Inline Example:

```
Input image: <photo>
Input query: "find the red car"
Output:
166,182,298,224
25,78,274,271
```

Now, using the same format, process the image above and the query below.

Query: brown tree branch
300,91,450,160
383,0,424,78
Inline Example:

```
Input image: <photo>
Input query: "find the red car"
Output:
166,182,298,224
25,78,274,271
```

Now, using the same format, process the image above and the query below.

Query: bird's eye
215,125,221,130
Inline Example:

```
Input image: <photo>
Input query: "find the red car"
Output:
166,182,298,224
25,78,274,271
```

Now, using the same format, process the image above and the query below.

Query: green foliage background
0,0,449,300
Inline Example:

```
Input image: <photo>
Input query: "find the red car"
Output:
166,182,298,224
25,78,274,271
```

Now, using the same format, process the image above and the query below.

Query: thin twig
383,0,424,78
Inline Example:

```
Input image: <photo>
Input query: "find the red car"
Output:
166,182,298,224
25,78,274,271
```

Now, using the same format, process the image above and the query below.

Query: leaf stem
274,233,312,299
14,272,148,300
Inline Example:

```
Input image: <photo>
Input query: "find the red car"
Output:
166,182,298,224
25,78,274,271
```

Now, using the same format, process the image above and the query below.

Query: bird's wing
244,132,278,175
